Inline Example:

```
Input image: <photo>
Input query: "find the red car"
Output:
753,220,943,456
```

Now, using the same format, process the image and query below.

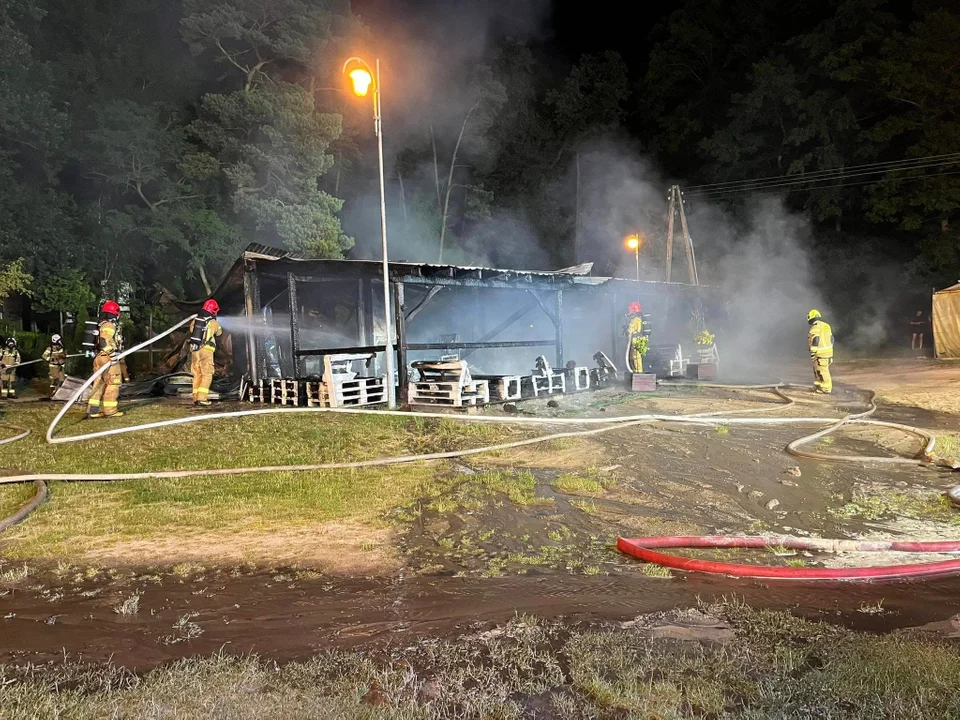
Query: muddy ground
2,360,960,673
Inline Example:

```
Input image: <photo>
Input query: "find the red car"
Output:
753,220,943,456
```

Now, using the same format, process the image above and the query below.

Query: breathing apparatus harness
188,314,216,352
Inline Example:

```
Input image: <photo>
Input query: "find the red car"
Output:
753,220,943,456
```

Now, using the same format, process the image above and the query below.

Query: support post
394,282,408,402
287,272,301,379
357,278,368,345
473,287,482,341
243,262,261,385
610,292,620,368
555,289,564,368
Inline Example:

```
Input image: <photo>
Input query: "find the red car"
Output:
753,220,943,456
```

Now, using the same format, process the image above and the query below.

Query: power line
688,169,960,201
684,152,960,191
687,159,960,198
683,152,960,194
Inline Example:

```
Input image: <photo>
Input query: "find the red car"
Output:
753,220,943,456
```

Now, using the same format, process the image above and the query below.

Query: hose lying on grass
0,316,950,582
616,535,960,582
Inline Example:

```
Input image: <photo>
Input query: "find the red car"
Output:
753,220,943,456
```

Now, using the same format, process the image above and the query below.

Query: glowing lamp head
625,234,641,251
348,68,373,97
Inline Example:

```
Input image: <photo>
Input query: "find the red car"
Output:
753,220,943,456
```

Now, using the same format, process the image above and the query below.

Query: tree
434,65,507,262
0,258,33,301
34,268,95,313
181,0,354,258
83,100,241,294
863,8,960,232
0,0,75,279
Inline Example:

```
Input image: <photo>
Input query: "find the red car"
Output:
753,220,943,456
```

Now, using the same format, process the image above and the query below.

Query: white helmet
52,334,62,344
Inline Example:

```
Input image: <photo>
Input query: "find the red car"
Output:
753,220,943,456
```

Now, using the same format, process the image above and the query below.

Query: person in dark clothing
910,310,929,350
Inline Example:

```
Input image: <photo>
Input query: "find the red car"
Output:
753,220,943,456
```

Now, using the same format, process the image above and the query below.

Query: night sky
352,0,670,72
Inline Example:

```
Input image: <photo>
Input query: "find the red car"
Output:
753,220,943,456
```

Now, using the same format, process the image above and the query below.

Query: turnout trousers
191,349,215,402
812,357,833,394
87,354,122,416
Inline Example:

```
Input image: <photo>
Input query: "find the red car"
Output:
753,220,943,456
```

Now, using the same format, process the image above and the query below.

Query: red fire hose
617,536,960,582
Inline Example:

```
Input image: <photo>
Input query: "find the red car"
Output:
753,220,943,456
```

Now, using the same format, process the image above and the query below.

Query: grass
640,563,673,578
0,482,36,520
551,474,604,495
830,488,960,524
935,433,960,461
113,593,141,616
5,605,959,719
0,404,529,560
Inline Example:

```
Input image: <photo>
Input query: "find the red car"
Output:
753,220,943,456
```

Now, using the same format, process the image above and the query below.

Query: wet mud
3,565,960,671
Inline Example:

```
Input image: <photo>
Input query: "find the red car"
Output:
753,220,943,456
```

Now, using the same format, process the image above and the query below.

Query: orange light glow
348,68,373,96
625,234,641,250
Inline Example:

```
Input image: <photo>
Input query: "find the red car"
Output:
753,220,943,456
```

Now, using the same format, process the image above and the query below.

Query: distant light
625,234,641,251
348,68,373,96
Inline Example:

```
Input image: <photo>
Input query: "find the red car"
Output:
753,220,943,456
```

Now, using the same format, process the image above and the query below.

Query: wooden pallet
270,378,302,406
590,351,619,389
525,373,566,397
474,374,522,402
409,379,490,407
246,382,268,403
306,376,386,407
566,366,590,392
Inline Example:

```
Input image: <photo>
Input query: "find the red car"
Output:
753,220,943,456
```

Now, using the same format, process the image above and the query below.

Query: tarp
933,282,960,359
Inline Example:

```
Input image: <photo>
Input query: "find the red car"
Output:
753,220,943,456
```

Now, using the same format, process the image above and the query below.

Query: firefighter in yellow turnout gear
625,302,648,373
190,299,223,406
807,309,834,394
42,334,67,395
86,300,125,418
0,338,21,398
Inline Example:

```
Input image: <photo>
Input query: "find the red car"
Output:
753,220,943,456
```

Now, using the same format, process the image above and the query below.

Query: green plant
695,329,715,346
632,335,650,357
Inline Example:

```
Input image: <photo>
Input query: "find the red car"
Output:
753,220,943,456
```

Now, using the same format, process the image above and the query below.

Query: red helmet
628,302,642,314
102,300,121,317
202,299,220,316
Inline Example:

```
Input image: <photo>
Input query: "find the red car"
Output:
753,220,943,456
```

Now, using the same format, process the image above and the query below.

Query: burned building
209,244,721,398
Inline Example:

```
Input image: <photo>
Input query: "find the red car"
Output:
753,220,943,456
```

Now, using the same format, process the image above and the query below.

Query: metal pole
375,58,396,407
635,246,640,285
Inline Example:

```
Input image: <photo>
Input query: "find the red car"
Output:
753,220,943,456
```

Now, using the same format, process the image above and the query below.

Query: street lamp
625,234,642,284
343,56,396,408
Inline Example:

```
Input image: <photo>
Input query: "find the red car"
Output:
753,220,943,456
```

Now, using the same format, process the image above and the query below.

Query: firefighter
0,338,21,398
625,302,646,373
42,334,67,395
189,299,222,406
86,300,124,418
807,309,834,394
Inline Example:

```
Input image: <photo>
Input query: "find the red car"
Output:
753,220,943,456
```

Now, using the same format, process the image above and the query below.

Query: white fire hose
0,316,946,532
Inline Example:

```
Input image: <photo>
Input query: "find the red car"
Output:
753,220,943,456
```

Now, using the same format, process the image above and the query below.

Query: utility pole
664,185,698,285
665,187,676,282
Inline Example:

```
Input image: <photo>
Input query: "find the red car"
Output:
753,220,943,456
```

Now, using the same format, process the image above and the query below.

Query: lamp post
344,56,395,408
625,234,641,284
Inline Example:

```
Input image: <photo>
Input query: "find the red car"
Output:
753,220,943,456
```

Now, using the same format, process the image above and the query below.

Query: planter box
686,363,717,380
630,372,657,392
